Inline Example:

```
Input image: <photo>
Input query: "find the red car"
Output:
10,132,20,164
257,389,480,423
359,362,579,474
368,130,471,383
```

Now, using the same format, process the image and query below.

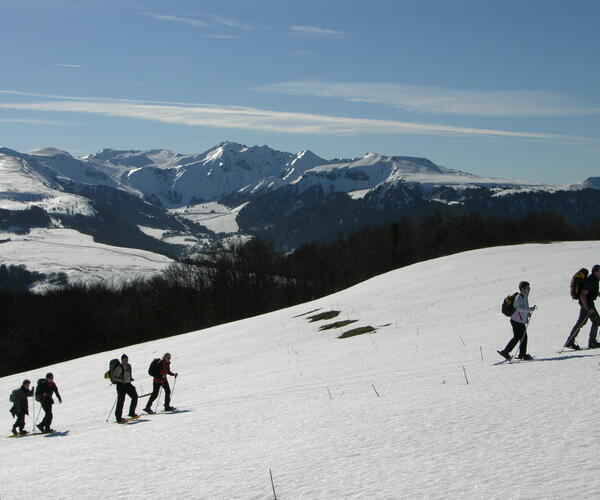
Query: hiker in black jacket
112,354,138,422
564,264,600,350
36,373,62,434
10,380,33,436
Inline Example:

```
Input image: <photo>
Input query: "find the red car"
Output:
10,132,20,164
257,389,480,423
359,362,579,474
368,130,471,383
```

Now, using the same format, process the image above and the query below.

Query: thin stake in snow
462,365,469,385
460,336,466,346
269,468,278,500
327,387,333,400
480,346,484,362
372,384,381,397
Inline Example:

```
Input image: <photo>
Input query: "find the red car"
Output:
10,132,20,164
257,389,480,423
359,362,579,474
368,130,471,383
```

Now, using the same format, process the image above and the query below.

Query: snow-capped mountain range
1,141,599,283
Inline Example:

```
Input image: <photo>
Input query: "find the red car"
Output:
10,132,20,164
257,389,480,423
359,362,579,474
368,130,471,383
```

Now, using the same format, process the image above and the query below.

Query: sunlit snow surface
0,228,173,289
2,242,600,499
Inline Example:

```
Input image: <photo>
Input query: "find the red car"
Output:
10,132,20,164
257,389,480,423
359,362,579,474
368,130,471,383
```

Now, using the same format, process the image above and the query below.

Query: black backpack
105,358,121,384
501,292,519,317
148,358,161,377
34,378,47,402
570,268,589,300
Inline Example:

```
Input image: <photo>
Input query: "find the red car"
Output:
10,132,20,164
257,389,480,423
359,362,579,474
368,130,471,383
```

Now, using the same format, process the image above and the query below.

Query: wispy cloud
145,12,209,28
0,118,64,125
254,81,600,117
290,25,352,37
210,15,254,31
54,64,83,69
0,91,581,141
145,12,253,34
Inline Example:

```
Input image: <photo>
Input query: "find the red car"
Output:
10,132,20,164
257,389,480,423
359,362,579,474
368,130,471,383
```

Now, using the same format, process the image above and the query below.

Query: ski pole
105,397,118,423
516,311,534,358
31,396,36,433
560,312,590,354
153,386,163,414
170,376,178,403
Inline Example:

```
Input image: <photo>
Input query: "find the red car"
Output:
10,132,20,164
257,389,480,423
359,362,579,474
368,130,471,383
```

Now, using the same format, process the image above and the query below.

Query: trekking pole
153,386,163,414
31,397,36,433
559,312,590,354
515,311,534,358
105,397,118,423
170,376,178,403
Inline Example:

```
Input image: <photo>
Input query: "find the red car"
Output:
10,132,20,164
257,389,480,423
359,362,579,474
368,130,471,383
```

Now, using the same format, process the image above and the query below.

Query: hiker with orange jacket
144,353,178,414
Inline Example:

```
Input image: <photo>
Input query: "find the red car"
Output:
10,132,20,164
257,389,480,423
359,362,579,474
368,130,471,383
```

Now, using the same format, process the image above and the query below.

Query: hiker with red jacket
36,372,62,434
144,353,178,414
564,264,600,350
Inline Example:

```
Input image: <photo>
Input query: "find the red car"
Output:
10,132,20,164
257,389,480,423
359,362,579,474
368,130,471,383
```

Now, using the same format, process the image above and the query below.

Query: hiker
112,354,139,422
36,372,62,434
9,379,34,435
564,264,600,350
498,281,537,361
144,353,178,414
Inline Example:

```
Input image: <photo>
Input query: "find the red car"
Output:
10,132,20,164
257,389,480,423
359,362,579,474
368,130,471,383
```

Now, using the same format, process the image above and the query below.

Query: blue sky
0,0,598,183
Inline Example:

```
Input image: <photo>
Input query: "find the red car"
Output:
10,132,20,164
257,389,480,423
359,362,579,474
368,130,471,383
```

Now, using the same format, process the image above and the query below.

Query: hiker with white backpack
498,281,537,361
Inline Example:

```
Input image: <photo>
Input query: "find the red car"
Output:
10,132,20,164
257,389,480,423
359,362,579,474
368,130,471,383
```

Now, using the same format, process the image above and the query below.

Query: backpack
148,358,161,377
9,389,18,403
570,268,589,300
104,358,121,384
34,378,47,402
501,292,519,317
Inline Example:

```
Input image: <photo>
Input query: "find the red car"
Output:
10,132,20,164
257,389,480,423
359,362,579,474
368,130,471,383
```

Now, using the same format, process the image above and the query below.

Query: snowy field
0,228,173,289
170,202,245,234
2,241,600,499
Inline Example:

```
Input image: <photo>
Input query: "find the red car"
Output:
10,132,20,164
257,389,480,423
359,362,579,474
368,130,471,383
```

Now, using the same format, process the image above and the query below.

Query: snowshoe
515,354,534,361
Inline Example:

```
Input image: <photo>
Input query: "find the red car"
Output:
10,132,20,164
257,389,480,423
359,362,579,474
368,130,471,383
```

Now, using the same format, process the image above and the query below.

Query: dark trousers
13,412,26,432
566,306,600,345
115,383,138,418
39,400,53,430
146,381,171,409
504,320,528,357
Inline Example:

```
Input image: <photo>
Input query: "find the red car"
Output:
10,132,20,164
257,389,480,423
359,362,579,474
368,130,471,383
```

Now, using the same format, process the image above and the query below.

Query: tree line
0,211,592,376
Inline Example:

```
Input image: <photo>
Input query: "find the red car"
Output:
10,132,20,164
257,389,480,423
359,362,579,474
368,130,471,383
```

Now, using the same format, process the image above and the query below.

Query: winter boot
497,350,511,361
128,413,138,418
164,406,176,411
565,341,581,350
37,424,44,433
19,430,28,436
589,340,600,349
143,407,154,415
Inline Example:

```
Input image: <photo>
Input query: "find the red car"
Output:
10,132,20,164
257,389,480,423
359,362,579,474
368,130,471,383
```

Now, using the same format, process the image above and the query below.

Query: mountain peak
29,147,73,158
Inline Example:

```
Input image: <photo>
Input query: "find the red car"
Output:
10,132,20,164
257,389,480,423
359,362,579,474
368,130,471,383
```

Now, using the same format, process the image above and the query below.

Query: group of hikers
8,352,178,436
498,264,600,361
9,264,600,433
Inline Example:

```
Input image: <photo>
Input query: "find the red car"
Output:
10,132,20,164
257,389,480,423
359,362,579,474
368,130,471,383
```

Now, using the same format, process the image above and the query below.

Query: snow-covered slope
2,241,600,498
0,148,96,216
0,228,173,290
